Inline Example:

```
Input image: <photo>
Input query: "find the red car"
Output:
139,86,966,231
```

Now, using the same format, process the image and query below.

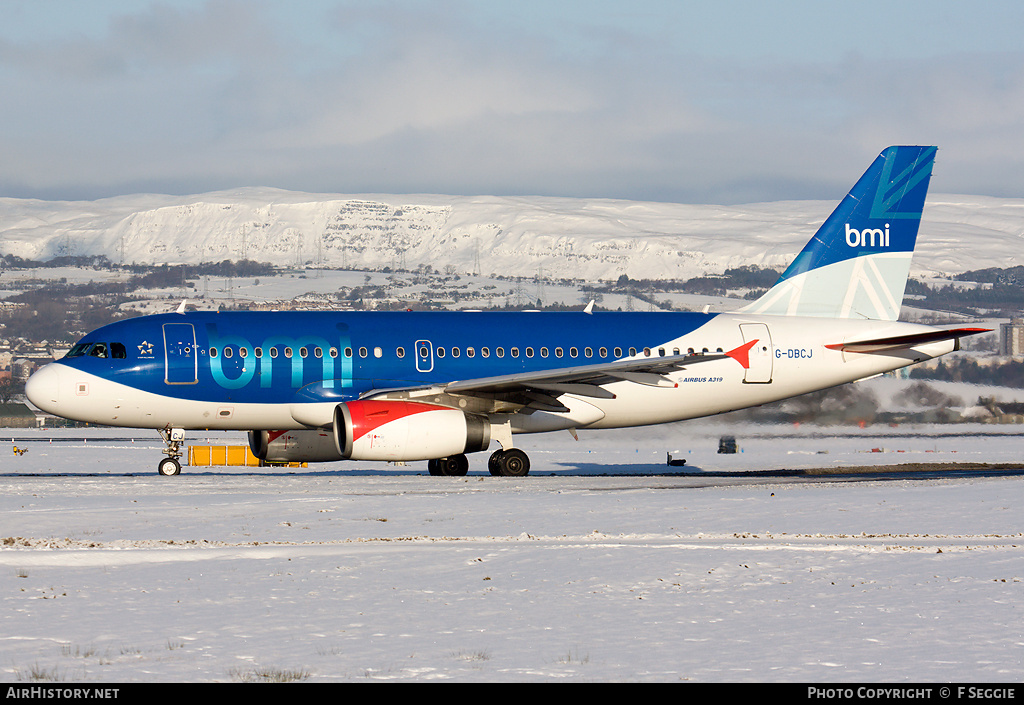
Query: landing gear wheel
488,450,504,476
488,448,530,477
442,454,469,476
157,457,181,476
429,455,469,476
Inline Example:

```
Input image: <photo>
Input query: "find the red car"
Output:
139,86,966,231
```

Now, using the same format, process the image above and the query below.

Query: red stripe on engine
346,400,449,442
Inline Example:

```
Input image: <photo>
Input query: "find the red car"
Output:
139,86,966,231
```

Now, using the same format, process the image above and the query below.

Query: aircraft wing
360,340,760,412
445,339,758,397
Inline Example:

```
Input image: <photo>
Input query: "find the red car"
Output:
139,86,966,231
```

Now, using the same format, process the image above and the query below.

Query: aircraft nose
25,363,61,413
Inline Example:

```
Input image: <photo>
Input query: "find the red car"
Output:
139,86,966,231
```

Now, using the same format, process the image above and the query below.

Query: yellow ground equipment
187,445,306,468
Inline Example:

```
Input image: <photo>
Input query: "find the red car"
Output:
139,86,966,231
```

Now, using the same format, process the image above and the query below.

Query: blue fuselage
59,310,713,404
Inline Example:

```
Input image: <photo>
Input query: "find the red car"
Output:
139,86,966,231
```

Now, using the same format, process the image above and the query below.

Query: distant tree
0,377,20,403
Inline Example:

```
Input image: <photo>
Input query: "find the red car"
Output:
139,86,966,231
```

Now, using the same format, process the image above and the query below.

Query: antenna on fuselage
176,300,188,314
584,300,595,315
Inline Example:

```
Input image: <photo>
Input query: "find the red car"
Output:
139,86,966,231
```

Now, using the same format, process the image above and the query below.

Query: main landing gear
428,448,531,477
487,448,530,477
157,426,185,476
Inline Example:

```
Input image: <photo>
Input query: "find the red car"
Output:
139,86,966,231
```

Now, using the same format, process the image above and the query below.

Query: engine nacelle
248,429,344,464
334,399,490,461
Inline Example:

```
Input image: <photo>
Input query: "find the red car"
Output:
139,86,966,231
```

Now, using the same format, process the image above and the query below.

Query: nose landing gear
157,426,186,476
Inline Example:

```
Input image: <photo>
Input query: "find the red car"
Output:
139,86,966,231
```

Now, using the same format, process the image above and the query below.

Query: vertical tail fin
742,145,937,320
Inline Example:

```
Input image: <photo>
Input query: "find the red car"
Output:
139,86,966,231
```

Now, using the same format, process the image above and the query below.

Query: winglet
725,339,758,369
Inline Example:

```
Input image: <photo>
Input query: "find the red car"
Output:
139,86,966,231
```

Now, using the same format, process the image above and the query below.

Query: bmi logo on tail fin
743,146,937,321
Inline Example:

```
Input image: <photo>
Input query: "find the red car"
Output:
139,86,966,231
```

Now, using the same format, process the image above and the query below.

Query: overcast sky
2,0,1024,203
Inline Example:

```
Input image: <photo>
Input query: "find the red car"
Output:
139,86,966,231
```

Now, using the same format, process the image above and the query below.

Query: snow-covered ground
2,423,1022,682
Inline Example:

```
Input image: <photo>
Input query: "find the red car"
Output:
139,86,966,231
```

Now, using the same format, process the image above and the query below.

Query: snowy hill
1,188,1022,280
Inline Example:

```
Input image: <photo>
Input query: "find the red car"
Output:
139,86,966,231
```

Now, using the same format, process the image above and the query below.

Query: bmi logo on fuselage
845,223,890,248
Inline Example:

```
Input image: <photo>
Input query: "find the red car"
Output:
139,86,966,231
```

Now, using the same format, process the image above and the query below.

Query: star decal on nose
138,341,154,356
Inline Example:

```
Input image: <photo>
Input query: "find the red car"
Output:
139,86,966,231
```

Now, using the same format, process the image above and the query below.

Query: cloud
1,1,1023,203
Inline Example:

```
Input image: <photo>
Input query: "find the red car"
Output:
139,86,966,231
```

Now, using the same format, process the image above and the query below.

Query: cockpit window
65,342,128,360
66,343,90,358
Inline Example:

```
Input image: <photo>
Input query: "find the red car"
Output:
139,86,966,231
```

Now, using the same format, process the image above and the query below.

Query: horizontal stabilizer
825,327,989,354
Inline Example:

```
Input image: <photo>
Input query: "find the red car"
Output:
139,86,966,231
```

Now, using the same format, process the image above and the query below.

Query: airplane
25,145,987,477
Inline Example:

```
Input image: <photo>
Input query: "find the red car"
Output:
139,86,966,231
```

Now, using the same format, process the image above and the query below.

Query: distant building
1000,318,1024,357
0,403,37,428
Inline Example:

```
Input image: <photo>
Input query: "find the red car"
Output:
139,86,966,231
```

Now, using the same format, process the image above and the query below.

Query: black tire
493,448,530,477
157,457,181,476
438,455,469,476
488,449,505,475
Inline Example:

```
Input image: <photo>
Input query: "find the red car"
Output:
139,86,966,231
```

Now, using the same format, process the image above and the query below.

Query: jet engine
250,400,491,464
248,429,343,464
334,399,490,461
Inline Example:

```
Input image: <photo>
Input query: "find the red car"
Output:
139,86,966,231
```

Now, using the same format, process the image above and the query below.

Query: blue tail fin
742,146,936,320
